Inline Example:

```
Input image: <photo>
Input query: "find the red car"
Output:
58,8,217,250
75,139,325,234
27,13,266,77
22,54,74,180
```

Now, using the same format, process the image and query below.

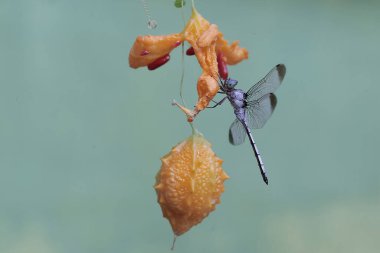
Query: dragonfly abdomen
234,108,246,122
243,122,269,185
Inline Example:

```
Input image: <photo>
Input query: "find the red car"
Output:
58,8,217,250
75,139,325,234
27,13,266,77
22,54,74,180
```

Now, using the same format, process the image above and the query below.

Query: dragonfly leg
207,96,227,108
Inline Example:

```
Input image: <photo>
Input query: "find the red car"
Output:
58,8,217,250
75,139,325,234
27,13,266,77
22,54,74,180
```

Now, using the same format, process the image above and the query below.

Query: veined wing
228,118,247,145
246,64,286,101
246,93,277,129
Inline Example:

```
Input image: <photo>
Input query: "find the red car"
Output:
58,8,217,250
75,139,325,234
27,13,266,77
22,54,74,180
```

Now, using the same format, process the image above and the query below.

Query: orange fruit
154,131,229,236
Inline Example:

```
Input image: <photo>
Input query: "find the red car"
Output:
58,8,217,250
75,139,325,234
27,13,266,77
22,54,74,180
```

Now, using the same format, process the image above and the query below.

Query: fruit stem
171,234,177,250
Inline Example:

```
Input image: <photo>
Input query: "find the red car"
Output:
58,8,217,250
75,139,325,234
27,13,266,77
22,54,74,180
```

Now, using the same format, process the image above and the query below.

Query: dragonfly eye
226,78,238,88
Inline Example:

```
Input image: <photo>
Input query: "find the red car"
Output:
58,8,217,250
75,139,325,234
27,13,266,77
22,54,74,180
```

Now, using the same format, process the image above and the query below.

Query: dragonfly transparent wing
246,64,286,101
246,93,277,129
229,118,247,145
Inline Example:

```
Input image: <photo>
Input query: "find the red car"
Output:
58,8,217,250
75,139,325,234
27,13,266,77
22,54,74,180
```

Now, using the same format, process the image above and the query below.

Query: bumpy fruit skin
154,132,229,236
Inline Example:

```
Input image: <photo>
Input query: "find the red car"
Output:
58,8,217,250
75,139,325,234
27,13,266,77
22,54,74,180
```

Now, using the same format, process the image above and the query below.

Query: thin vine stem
178,0,195,133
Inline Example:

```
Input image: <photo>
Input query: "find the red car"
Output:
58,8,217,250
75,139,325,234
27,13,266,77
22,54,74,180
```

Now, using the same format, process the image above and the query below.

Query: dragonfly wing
246,64,286,101
246,93,277,129
229,118,247,145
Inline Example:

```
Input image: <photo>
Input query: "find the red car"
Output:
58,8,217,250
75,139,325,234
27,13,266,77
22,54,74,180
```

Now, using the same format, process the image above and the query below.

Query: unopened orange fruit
154,132,229,236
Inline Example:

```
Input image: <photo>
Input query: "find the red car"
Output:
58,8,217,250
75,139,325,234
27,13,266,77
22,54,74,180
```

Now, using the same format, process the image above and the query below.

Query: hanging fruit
154,131,229,236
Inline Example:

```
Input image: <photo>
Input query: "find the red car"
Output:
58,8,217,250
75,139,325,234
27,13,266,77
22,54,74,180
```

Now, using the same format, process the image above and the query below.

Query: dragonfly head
224,78,238,89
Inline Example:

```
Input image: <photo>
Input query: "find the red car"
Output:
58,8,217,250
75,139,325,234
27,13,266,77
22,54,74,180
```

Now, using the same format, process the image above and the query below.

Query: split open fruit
129,6,248,121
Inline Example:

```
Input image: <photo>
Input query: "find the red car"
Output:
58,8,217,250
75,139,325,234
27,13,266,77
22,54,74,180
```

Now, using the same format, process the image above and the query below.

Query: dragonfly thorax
227,89,246,110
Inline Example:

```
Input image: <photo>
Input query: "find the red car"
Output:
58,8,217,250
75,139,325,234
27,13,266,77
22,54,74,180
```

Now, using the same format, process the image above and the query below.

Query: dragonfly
209,64,286,185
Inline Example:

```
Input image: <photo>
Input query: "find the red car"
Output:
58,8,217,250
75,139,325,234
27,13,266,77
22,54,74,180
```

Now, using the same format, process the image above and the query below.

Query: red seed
173,41,182,48
217,52,228,80
186,47,195,56
147,54,170,70
140,50,149,56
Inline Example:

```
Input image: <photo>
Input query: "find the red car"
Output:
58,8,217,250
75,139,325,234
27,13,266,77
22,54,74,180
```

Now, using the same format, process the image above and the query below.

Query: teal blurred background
1,0,379,252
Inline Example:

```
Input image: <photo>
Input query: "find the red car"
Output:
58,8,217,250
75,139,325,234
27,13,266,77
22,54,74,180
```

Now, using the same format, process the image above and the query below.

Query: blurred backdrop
0,0,379,252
